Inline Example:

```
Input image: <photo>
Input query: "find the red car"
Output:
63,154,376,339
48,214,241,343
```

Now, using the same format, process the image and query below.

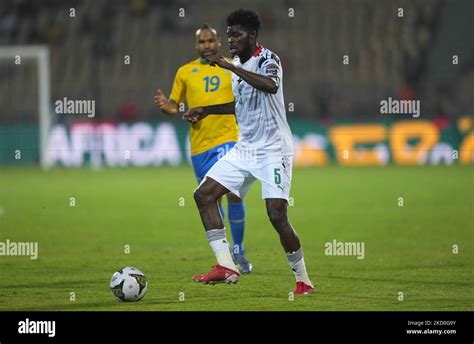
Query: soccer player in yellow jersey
154,24,252,273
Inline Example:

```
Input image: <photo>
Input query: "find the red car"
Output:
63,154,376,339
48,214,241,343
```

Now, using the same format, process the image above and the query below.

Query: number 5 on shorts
274,168,281,185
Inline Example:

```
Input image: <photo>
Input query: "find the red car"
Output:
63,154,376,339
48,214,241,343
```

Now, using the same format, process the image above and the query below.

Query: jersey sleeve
258,53,282,89
169,67,186,105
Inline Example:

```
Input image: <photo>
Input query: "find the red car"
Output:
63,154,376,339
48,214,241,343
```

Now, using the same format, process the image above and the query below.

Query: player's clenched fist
183,107,206,124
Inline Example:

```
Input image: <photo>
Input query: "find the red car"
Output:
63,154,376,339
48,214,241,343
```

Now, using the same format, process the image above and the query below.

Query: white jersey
231,46,293,156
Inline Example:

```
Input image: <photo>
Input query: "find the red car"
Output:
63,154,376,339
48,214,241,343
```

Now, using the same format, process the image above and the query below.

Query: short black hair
226,9,261,34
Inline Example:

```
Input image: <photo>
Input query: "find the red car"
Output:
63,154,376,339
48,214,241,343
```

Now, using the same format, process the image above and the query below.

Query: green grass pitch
0,166,473,311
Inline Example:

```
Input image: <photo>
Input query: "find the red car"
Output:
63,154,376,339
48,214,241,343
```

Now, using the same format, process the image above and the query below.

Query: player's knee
267,206,287,227
227,193,242,203
193,186,214,206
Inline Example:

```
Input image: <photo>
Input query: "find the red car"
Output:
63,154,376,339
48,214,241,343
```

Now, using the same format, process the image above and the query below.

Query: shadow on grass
0,279,103,290
323,274,473,287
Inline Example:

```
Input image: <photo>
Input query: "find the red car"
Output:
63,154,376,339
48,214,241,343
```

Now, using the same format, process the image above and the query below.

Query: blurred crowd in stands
1,0,472,124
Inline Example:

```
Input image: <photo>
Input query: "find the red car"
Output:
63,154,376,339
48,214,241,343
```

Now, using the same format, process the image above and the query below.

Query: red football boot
293,281,315,295
192,264,240,284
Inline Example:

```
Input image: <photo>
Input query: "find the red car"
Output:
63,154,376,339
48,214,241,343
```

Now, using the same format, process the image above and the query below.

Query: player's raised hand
154,89,178,115
154,89,167,109
183,107,206,124
205,54,233,70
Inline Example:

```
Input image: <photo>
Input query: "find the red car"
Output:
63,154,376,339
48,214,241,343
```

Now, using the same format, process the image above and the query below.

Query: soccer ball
110,267,148,302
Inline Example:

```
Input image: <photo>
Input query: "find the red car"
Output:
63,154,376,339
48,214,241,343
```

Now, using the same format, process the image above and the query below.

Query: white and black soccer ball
110,267,148,302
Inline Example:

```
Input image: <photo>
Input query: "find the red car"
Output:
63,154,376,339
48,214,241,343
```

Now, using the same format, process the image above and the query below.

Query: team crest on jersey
191,68,199,72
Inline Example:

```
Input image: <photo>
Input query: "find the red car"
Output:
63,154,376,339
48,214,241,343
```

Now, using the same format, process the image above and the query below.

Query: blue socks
227,201,246,254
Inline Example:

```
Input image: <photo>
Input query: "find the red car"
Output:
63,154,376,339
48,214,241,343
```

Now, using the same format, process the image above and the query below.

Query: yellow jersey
169,57,238,156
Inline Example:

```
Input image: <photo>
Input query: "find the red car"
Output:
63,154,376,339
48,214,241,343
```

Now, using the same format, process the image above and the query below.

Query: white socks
206,228,238,272
206,229,312,283
286,248,313,286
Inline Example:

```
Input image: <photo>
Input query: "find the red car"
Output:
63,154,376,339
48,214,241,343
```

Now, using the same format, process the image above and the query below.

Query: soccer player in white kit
183,9,314,294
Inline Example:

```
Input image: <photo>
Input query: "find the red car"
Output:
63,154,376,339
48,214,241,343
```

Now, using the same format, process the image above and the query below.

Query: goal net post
0,45,51,169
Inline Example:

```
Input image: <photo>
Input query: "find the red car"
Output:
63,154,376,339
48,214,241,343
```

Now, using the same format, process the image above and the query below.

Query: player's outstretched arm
230,66,278,94
154,89,178,116
183,102,235,123
205,54,278,94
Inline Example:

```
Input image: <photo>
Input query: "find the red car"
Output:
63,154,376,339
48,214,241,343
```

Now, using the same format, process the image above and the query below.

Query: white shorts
202,146,293,201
